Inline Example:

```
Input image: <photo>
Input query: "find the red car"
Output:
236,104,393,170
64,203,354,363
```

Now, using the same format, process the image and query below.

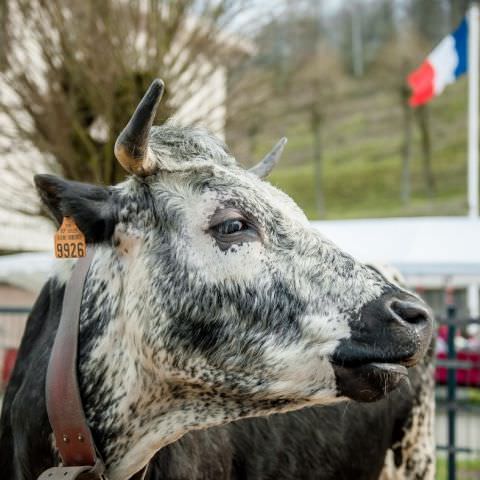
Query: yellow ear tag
54,217,86,258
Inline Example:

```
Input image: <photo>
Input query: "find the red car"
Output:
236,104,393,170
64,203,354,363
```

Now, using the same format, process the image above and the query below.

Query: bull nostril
390,300,430,325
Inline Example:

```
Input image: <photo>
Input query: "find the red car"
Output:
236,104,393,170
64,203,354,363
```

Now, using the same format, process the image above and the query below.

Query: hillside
243,78,469,220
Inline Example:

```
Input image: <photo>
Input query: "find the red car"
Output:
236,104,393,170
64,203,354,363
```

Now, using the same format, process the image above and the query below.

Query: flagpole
468,2,479,219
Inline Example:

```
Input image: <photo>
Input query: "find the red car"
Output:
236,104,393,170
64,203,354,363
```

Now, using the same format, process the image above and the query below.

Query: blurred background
0,0,479,478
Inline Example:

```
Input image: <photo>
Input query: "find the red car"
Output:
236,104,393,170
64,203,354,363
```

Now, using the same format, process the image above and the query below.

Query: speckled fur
371,264,435,480
0,125,429,480
379,346,436,480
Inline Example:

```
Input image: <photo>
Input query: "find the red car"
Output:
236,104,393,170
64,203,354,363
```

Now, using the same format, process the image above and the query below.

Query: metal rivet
62,434,69,443
77,434,84,442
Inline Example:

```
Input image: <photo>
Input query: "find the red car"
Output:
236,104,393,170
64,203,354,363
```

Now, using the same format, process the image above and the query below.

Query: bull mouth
332,361,409,402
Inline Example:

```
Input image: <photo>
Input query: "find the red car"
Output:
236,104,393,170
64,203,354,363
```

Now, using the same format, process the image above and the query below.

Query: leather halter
38,247,105,480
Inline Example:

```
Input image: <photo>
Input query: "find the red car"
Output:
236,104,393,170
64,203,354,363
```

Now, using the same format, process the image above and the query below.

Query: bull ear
34,174,116,243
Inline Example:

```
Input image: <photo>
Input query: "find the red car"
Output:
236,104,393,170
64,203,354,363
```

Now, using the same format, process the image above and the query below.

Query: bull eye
208,208,260,247
214,219,247,235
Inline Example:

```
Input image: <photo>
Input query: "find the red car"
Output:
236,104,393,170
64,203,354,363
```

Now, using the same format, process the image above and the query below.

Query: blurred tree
415,104,436,197
252,0,328,90
447,0,469,28
227,0,332,169
408,0,449,43
374,29,429,204
0,0,7,68
331,0,396,77
0,0,254,216
238,0,342,218
401,76,414,205
402,0,447,198
291,43,344,218
225,65,276,162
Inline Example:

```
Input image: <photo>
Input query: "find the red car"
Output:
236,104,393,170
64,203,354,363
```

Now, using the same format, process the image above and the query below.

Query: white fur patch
182,191,267,282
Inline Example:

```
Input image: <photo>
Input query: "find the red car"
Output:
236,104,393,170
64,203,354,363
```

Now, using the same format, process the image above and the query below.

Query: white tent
312,217,480,276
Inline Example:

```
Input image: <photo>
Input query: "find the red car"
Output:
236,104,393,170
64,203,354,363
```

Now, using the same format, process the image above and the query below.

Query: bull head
33,78,433,480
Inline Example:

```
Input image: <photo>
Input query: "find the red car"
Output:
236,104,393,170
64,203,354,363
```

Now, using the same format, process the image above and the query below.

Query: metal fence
434,296,480,480
1,304,480,479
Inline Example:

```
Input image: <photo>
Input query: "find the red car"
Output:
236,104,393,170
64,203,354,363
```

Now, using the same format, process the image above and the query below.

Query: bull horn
114,79,165,175
249,137,287,179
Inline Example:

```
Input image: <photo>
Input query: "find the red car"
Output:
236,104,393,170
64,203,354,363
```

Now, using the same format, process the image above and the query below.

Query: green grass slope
257,79,469,220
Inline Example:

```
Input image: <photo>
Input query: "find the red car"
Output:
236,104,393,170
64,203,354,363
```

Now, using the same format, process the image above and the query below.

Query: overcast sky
234,0,345,36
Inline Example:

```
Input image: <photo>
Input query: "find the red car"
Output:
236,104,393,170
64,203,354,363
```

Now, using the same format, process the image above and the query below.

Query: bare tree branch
0,0,256,218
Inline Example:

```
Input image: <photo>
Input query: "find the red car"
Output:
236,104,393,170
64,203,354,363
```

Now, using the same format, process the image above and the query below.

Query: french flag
408,17,468,107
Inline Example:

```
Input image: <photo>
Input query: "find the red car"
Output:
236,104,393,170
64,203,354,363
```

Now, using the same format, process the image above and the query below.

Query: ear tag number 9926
54,217,86,258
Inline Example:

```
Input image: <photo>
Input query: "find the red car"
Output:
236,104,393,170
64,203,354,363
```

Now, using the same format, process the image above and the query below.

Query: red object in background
438,325,448,342
407,61,435,107
2,348,18,386
436,350,480,386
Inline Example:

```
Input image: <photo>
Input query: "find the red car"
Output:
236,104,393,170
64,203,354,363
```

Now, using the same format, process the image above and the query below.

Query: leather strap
44,247,104,475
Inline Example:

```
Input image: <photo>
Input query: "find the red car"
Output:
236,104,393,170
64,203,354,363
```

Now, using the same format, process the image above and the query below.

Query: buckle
38,460,105,480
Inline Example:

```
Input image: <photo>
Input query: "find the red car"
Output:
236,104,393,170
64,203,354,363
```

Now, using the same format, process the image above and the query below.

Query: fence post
446,288,457,480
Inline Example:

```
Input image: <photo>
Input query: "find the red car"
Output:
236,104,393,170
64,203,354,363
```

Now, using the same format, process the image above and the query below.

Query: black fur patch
34,174,117,243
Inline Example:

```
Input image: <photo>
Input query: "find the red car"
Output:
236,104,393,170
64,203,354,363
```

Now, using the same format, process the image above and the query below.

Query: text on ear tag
54,217,86,258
